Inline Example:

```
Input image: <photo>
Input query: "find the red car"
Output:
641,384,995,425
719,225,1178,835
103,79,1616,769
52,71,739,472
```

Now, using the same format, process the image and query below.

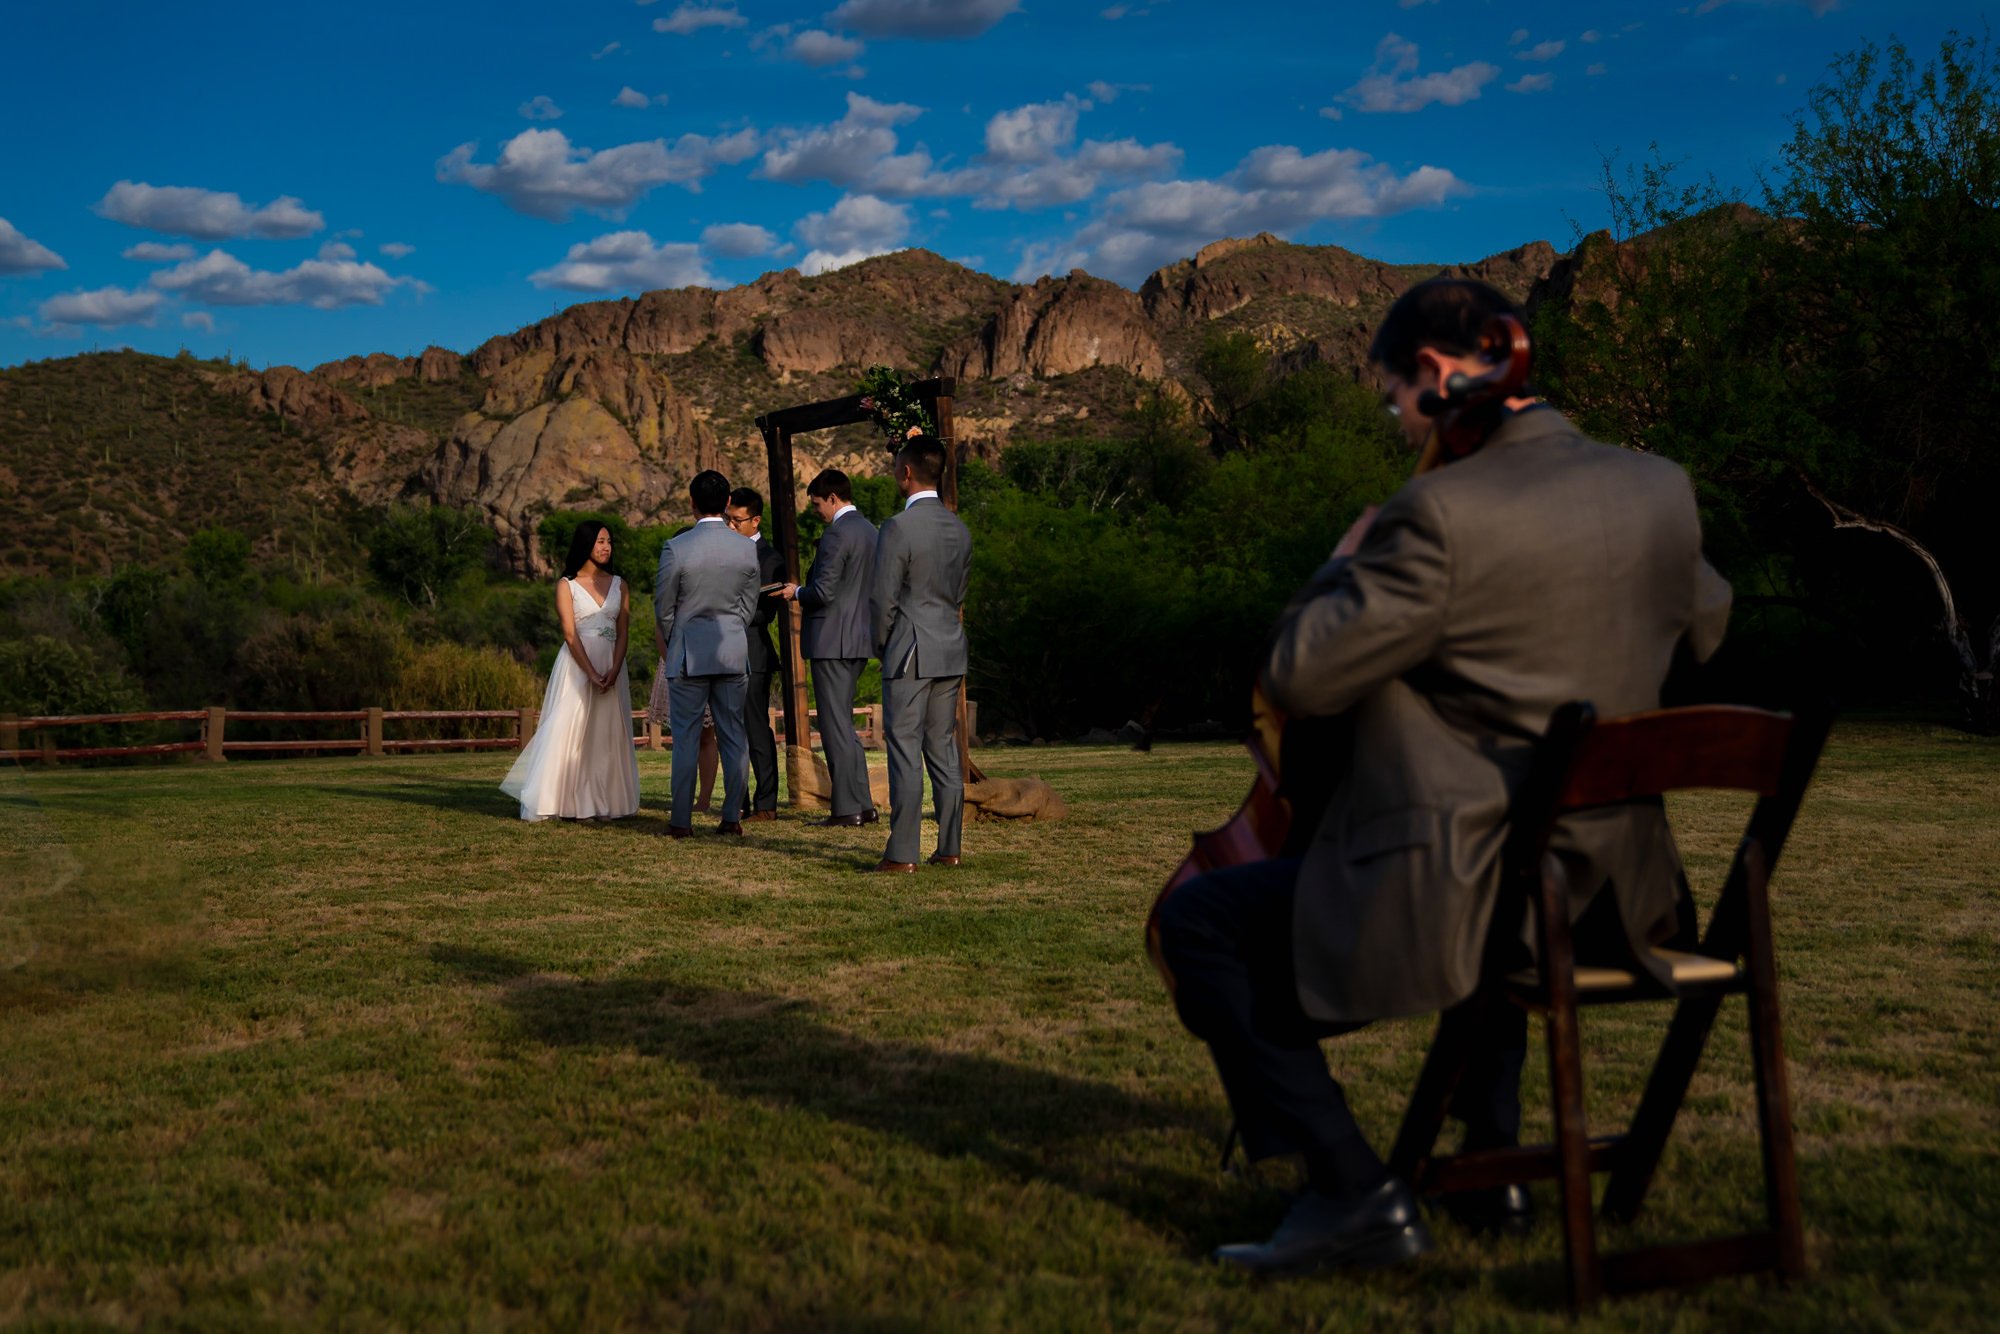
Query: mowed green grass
1,723,1995,1330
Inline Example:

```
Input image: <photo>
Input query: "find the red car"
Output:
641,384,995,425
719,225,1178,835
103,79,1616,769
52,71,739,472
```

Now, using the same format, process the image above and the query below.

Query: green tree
184,525,251,586
368,505,491,608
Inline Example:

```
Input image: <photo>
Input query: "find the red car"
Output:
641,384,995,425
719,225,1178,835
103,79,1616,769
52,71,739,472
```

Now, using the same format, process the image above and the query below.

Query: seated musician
1154,278,1733,1275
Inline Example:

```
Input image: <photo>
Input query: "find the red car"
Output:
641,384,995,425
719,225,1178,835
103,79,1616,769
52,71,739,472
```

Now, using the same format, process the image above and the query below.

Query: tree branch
1800,470,1981,677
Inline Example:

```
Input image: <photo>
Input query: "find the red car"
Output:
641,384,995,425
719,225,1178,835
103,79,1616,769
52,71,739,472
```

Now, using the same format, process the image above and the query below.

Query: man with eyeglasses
725,487,787,821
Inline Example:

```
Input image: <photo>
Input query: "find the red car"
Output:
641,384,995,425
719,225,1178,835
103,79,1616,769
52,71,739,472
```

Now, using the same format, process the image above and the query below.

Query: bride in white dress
501,521,641,820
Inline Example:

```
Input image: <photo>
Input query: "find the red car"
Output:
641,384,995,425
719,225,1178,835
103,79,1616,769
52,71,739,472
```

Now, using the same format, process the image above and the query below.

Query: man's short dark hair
806,468,852,502
1369,279,1519,380
690,469,730,516
896,435,946,488
727,486,764,517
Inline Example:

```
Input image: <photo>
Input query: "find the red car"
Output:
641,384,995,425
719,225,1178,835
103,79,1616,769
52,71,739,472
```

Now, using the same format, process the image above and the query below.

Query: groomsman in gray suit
780,469,879,827
655,469,760,838
868,436,972,873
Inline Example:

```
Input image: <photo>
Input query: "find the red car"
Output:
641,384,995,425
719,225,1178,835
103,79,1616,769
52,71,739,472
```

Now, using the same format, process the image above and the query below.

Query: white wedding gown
501,576,641,821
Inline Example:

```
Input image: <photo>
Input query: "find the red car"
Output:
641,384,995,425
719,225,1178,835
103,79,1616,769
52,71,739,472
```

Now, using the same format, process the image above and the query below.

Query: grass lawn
2,722,1995,1329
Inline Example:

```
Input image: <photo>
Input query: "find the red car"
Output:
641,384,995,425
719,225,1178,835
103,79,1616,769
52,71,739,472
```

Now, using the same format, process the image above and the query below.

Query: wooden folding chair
1387,701,1833,1308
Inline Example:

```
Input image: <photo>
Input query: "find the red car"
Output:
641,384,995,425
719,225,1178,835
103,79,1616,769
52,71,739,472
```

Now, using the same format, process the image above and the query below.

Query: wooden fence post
646,717,663,751
204,707,227,762
365,707,385,757
39,730,58,766
519,707,538,748
965,699,978,743
0,714,17,757
866,704,883,749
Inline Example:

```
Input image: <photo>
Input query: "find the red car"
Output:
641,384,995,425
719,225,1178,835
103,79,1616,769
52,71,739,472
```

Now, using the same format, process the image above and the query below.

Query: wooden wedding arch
755,376,984,802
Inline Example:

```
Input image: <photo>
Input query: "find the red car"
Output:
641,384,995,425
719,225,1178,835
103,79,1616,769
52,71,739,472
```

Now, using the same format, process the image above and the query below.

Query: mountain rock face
0,238,1569,576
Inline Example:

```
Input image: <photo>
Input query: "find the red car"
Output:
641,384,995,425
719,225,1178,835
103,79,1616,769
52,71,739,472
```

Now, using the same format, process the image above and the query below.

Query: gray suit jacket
872,496,972,680
655,518,759,678
799,506,877,661
1264,407,1733,1025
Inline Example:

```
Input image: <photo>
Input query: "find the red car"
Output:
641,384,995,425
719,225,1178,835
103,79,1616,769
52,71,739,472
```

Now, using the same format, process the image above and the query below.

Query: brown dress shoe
927,853,961,867
716,821,744,836
815,813,864,828
665,825,693,840
867,860,918,873
742,810,779,823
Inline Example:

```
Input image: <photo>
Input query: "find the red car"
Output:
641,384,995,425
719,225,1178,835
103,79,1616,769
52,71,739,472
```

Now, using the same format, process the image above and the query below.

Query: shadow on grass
432,942,1229,1238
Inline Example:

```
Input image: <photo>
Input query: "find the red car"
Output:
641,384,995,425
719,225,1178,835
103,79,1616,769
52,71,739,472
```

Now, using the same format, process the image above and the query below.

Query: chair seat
1508,948,1742,995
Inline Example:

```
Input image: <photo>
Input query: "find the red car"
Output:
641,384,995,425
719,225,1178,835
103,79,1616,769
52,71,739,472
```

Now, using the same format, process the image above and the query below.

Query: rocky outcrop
944,272,1165,381
313,352,417,388
224,365,366,431
752,308,907,376
418,346,463,382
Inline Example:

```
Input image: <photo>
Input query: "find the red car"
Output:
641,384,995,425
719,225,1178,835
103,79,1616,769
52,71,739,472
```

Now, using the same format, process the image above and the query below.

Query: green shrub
392,639,545,740
235,610,407,713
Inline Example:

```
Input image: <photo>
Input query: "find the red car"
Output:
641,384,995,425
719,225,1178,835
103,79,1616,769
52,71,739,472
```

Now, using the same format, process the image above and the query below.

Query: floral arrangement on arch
855,365,935,448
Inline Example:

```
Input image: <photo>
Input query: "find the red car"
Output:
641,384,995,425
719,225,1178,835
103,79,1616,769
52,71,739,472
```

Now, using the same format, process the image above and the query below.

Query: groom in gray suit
780,469,879,827
655,469,760,837
868,436,972,873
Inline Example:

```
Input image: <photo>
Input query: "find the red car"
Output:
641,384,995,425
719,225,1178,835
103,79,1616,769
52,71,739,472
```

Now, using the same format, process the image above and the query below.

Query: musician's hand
780,582,801,601
1333,505,1378,559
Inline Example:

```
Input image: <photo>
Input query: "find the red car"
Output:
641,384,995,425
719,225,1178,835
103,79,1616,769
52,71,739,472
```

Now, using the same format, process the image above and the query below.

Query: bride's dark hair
562,520,612,579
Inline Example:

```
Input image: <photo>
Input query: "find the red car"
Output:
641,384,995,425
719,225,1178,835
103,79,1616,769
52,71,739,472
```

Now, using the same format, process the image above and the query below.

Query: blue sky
0,0,1982,371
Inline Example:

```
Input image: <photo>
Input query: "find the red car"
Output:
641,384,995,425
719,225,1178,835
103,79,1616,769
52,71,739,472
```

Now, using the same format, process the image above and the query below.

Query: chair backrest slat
1554,706,1793,812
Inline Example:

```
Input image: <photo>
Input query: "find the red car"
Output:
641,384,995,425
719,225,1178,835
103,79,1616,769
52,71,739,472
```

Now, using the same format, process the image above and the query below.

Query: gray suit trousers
810,658,874,818
669,674,748,826
882,673,963,864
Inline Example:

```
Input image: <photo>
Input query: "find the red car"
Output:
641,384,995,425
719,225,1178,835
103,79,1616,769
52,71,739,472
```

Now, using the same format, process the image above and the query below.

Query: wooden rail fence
0,702,968,765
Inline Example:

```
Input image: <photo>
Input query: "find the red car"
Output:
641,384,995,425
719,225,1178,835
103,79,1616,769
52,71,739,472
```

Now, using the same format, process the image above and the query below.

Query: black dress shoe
859,809,880,824
815,813,864,828
1214,1178,1433,1277
715,821,744,836
665,825,693,840
1438,1183,1533,1236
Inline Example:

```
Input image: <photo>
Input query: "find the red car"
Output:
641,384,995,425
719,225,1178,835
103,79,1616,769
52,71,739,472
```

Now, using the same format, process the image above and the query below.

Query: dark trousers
744,670,778,812
1154,857,1526,1195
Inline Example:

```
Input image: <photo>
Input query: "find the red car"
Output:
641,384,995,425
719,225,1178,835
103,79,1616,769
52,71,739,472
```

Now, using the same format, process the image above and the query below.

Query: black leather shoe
1214,1178,1433,1277
815,813,863,827
859,809,880,824
715,821,744,836
1438,1183,1533,1236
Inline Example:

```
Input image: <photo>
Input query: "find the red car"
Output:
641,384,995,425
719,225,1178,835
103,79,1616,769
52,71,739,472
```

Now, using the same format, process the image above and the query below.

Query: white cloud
528,230,718,291
700,222,789,257
760,90,1175,209
38,285,161,327
1509,28,1529,44
93,181,324,240
318,240,356,261
437,126,760,220
1518,40,1565,61
519,95,564,120
757,92,947,195
149,249,419,308
121,241,194,262
614,86,668,108
0,218,66,275
1506,73,1555,94
795,193,910,273
1085,80,1149,103
1581,29,1602,42
826,0,1019,38
654,3,746,33
592,40,623,58
1586,62,1608,76
1333,34,1498,114
380,242,416,258
1012,143,1469,284
787,29,865,65
984,95,1082,163
182,311,216,332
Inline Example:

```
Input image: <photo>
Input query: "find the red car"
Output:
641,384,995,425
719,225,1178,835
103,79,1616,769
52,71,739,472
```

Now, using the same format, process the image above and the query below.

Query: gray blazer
1264,407,1734,1025
655,518,759,678
872,496,972,680
798,506,877,661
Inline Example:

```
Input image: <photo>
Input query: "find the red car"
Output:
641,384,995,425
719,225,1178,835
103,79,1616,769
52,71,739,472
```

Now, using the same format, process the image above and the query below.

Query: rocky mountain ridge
0,234,1570,577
